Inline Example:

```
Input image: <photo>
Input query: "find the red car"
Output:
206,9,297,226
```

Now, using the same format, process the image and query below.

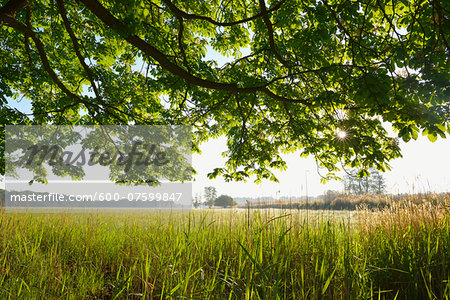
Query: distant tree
343,171,364,194
370,169,387,195
193,193,202,208
323,190,343,202
214,195,235,208
344,168,386,195
204,186,217,208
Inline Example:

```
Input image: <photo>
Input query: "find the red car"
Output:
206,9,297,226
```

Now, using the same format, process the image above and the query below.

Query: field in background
0,194,449,299
235,192,450,211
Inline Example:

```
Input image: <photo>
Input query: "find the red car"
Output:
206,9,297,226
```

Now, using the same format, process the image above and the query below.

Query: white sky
192,134,450,198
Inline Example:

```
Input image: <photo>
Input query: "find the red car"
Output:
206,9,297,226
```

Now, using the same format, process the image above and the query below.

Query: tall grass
0,194,449,299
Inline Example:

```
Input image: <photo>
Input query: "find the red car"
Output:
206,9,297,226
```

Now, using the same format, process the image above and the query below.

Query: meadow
0,194,449,299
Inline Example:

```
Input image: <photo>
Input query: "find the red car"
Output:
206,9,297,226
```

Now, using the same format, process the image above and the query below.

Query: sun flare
336,130,347,139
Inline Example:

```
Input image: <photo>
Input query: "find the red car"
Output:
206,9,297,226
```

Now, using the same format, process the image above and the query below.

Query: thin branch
0,15,83,106
0,14,132,124
190,93,233,124
56,0,101,100
175,15,190,71
258,0,290,67
162,0,286,27
24,5,33,65
432,0,450,52
78,0,312,106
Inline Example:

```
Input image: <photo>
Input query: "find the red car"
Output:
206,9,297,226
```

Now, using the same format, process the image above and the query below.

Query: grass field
0,195,449,299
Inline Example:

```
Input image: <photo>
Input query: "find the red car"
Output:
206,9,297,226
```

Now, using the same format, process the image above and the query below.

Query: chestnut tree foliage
0,0,449,182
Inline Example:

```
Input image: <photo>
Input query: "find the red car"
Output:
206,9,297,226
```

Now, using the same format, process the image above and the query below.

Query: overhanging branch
78,0,311,105
56,0,102,100
0,15,82,105
258,0,291,67
79,0,258,93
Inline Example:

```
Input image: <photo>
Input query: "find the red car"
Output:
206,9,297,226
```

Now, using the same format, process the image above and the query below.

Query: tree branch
23,5,33,65
0,0,28,17
56,0,101,100
175,15,190,71
0,14,123,124
79,0,311,105
258,0,291,67
162,0,286,27
0,15,83,105
79,0,258,93
262,88,310,105
432,0,450,52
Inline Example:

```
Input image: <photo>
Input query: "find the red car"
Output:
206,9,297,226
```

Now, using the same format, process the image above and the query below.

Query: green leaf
0,0,447,183
357,169,370,178
427,133,438,142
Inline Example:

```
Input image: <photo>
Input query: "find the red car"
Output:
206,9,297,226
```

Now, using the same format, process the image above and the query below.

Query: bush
214,195,235,207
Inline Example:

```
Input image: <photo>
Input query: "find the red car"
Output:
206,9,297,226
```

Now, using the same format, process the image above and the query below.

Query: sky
192,133,450,199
